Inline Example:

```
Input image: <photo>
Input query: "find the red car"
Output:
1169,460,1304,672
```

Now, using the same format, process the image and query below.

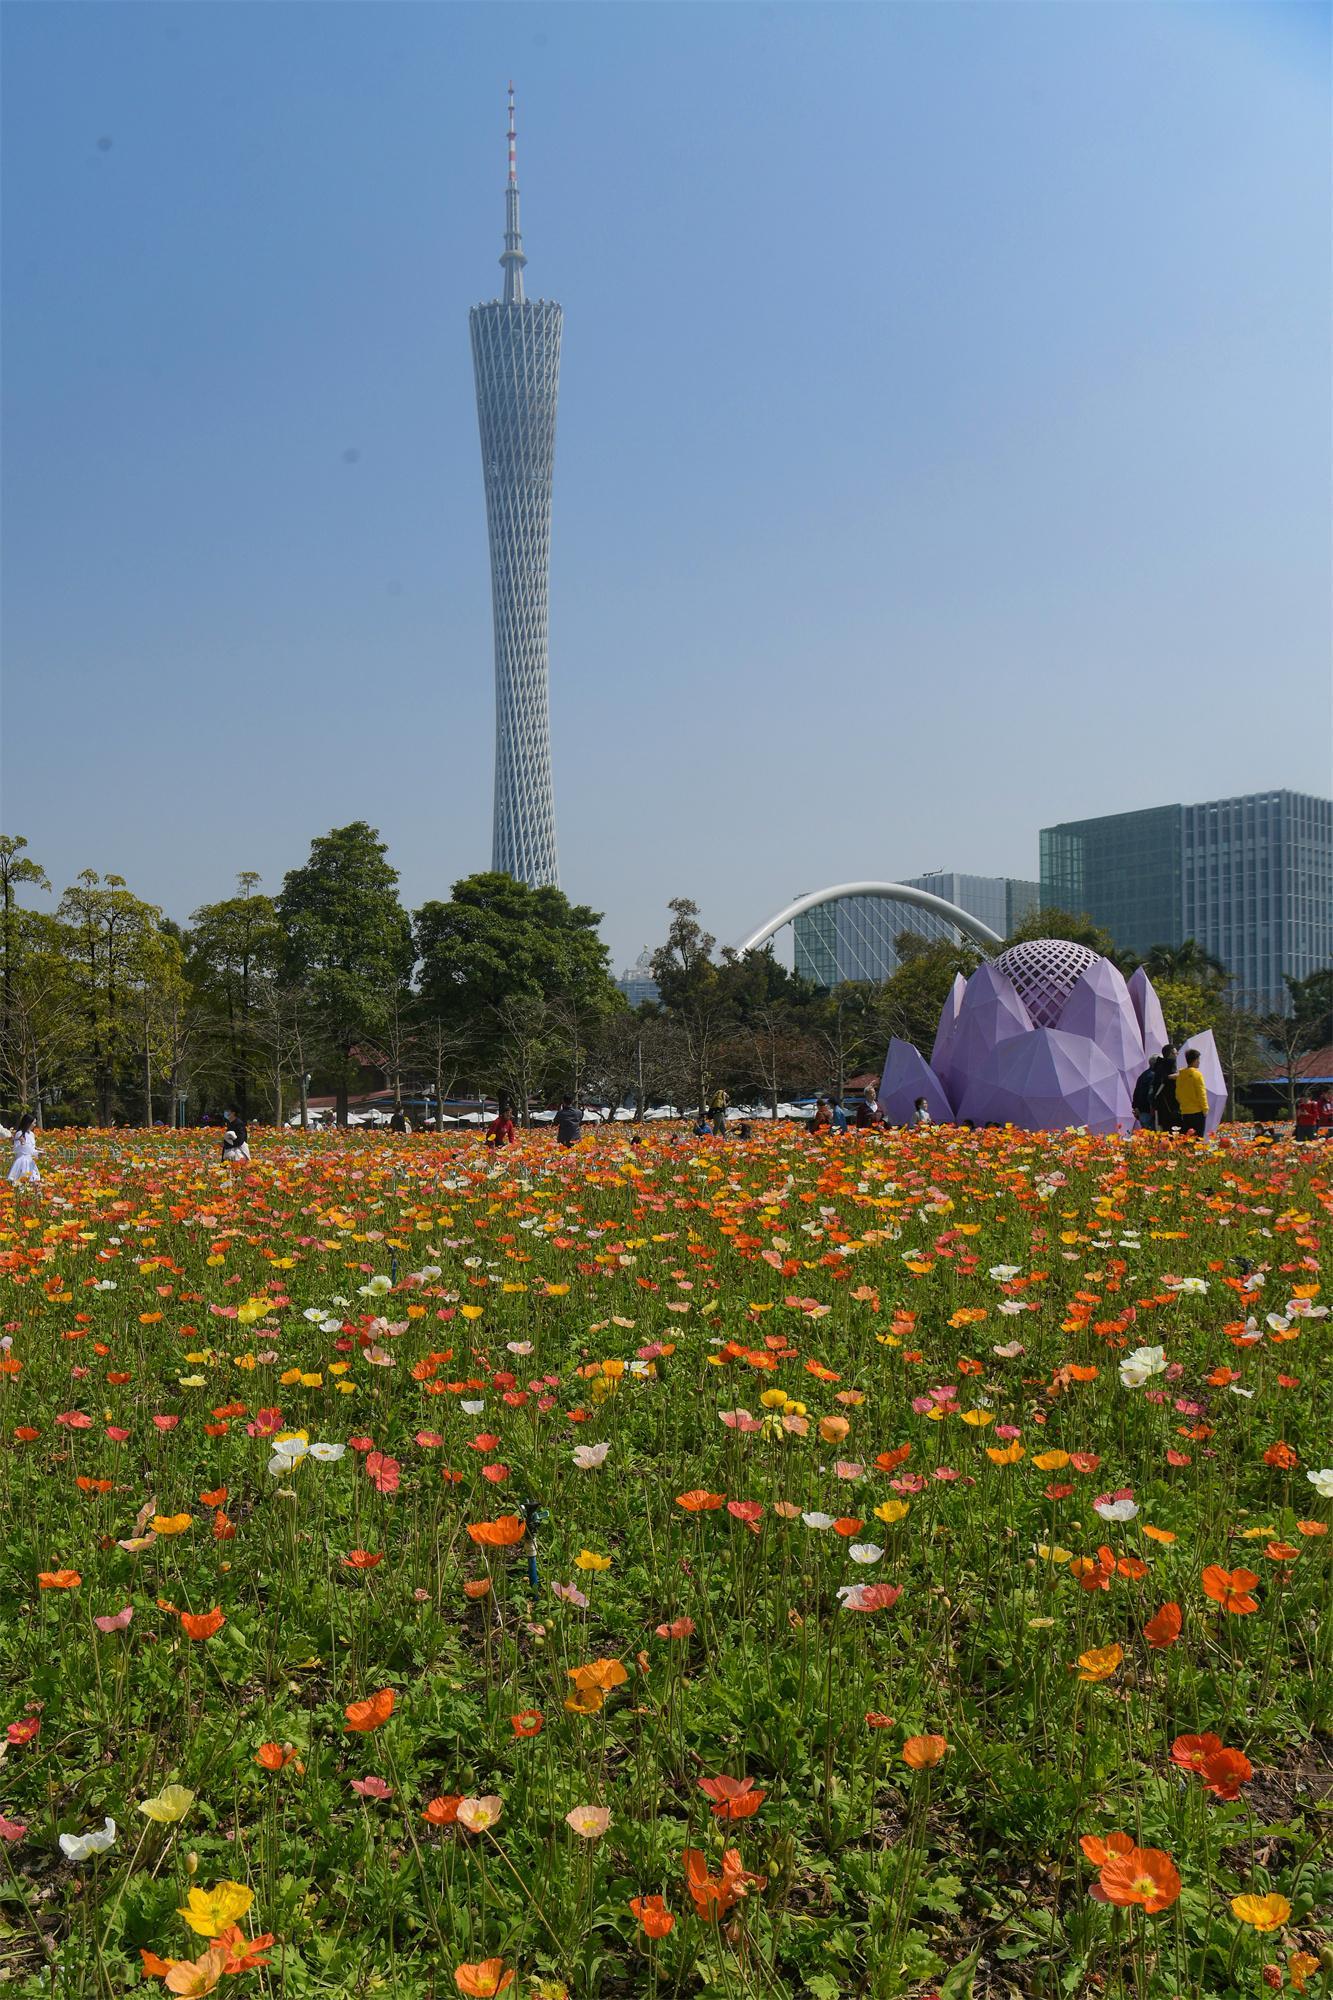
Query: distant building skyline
470,86,562,887
616,948,660,1008
792,873,1039,987
1040,790,1332,1012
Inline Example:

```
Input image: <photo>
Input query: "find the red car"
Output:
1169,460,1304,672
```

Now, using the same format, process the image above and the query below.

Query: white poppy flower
988,1265,1020,1282
1094,1498,1139,1523
59,1818,116,1861
308,1442,345,1463
572,1442,610,1470
1119,1345,1167,1390
848,1543,884,1565
1306,1468,1333,1499
801,1512,834,1531
461,1399,485,1416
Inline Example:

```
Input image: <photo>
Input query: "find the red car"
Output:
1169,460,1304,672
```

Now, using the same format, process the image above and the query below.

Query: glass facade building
1040,791,1332,1012
792,874,1039,988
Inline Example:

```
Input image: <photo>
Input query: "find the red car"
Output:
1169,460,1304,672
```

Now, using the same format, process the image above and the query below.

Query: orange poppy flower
199,1488,228,1508
37,1570,81,1590
463,1578,492,1600
1098,1846,1181,1913
510,1711,543,1737
422,1795,463,1826
568,1658,627,1692
901,1733,948,1769
453,1959,513,1996
344,1688,395,1732
255,1743,299,1770
697,1775,766,1821
681,1847,766,1921
1143,1602,1182,1648
675,1490,724,1512
1079,1830,1135,1866
343,1550,384,1570
629,1893,674,1940
1296,1520,1328,1536
180,1608,226,1641
1142,1523,1176,1544
1202,1565,1260,1614
466,1515,525,1548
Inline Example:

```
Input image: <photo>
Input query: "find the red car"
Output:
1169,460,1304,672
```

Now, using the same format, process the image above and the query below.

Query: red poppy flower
1171,1733,1223,1774
510,1711,543,1737
1200,1747,1252,1799
1144,1603,1182,1648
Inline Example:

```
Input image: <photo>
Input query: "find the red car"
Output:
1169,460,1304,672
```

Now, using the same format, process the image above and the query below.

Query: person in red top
487,1100,517,1147
1294,1095,1321,1141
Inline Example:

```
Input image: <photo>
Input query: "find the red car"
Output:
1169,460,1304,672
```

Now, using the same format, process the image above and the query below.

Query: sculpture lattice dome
993,939,1100,1029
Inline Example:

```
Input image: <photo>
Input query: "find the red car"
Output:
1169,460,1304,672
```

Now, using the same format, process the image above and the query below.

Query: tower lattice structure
470,85,562,887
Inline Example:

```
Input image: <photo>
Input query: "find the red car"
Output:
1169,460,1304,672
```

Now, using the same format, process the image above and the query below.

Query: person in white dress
8,1115,40,1185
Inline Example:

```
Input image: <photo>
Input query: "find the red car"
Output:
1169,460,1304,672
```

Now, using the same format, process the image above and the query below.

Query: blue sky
2,1,1328,971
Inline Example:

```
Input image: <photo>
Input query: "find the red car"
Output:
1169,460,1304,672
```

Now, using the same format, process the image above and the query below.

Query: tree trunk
142,1025,153,1128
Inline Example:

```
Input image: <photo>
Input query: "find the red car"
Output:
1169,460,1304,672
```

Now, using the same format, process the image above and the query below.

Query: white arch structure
737,882,1004,958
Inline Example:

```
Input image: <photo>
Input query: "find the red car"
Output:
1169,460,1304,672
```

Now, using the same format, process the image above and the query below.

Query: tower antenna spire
501,80,526,303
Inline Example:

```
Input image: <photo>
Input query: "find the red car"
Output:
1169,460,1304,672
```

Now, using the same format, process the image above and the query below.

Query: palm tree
1143,939,1227,988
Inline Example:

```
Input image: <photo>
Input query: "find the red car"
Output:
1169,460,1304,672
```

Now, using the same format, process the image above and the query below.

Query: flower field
1,1127,1330,1999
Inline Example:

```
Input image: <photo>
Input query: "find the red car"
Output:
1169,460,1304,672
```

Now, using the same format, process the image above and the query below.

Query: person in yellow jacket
1174,1049,1208,1136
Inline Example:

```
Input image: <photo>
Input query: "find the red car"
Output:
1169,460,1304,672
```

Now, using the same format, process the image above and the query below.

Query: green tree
57,871,164,1123
415,873,618,1096
1,835,51,1046
1143,939,1228,991
276,824,414,1127
650,900,729,1111
1285,968,1333,1043
189,874,281,1117
1010,906,1124,963
874,933,984,1055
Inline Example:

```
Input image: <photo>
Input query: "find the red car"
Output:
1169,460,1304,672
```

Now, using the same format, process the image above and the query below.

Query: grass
0,1124,1329,1998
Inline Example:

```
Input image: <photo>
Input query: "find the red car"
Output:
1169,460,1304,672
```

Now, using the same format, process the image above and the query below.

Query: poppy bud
186,1851,198,1876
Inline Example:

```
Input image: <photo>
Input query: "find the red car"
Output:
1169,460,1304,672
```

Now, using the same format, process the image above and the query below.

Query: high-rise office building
792,874,1039,987
1040,791,1332,1012
470,87,562,887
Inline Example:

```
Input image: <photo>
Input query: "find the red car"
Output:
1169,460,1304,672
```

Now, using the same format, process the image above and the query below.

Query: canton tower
470,85,562,888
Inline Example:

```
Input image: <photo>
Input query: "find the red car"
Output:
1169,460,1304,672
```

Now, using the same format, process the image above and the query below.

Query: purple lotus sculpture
876,939,1226,1135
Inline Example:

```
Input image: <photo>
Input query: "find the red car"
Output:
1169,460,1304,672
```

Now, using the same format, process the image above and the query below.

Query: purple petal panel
1058,959,1145,1079
939,963,1032,1099
1126,967,1169,1060
930,973,968,1083
877,1038,955,1126
956,1027,1134,1135
1177,1029,1227,1135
